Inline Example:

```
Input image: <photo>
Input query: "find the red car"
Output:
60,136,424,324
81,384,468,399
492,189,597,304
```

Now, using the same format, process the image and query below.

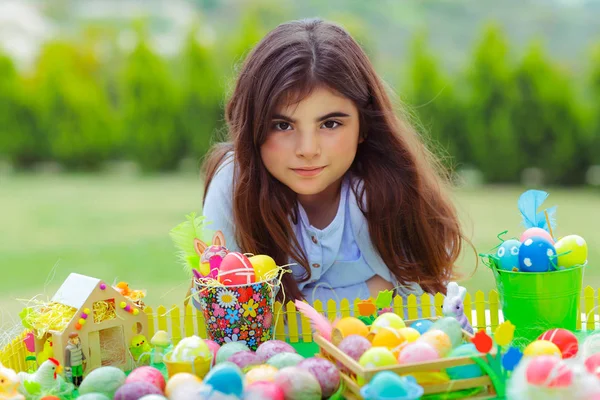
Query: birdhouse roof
51,273,101,310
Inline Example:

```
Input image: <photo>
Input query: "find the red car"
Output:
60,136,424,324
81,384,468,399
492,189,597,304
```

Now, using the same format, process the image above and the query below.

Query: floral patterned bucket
191,280,276,351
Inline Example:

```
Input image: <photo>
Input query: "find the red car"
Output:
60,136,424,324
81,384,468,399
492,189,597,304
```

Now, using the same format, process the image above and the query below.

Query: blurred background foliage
1,0,600,186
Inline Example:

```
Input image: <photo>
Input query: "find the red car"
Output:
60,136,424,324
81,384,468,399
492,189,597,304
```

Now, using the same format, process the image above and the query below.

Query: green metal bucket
492,264,584,344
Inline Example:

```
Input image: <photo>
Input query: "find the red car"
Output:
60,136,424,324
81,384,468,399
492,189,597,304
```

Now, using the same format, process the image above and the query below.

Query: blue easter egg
410,319,434,335
496,239,521,271
203,362,244,397
360,371,423,400
518,236,556,272
446,344,484,379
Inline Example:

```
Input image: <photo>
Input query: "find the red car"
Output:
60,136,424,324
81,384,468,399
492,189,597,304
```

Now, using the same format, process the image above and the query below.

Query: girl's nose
295,130,320,159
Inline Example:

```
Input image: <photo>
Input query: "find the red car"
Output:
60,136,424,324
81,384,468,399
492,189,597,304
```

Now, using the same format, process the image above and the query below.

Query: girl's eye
273,122,292,131
322,120,341,129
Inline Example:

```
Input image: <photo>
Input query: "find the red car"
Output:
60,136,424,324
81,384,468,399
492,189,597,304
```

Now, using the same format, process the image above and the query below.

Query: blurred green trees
1,20,599,185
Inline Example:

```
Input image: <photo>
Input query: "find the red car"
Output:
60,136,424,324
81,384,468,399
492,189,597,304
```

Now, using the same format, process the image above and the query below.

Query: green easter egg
267,352,305,369
555,235,588,269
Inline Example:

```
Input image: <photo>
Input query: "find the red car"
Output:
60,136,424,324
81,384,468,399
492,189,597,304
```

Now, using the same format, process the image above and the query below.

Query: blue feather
518,190,557,232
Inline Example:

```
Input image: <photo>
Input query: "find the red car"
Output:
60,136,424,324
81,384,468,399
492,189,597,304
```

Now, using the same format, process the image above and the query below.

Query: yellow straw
544,210,554,240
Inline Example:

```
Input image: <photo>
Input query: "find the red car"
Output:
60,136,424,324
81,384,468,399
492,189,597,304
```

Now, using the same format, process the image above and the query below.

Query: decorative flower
210,316,217,323
248,338,257,347
233,327,239,334
218,319,228,329
253,293,261,302
217,290,238,308
243,299,258,318
261,331,270,342
240,325,248,332
240,331,249,340
251,322,258,330
225,327,233,335
238,288,253,303
494,321,516,347
357,300,377,317
264,312,273,327
375,290,394,309
257,314,264,322
226,308,240,324
212,303,226,318
249,330,256,337
472,330,494,353
502,347,523,371
224,334,240,343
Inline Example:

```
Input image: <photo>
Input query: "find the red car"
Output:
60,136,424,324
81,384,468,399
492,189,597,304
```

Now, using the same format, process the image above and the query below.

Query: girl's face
260,86,361,200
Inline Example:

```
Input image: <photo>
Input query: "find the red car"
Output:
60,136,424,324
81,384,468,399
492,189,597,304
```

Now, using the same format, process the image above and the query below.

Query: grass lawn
1,173,598,333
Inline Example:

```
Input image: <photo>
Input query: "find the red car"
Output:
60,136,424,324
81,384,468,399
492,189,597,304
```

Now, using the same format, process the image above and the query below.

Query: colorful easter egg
371,327,406,349
496,239,521,272
249,255,278,282
172,336,212,362
204,363,244,397
164,373,202,398
245,364,279,385
332,317,369,344
204,339,220,365
398,341,439,364
555,235,588,269
256,340,296,362
585,353,600,379
430,317,463,348
521,227,554,244
410,319,434,335
297,357,341,398
538,329,579,359
114,382,163,400
125,366,166,392
526,356,573,387
445,344,484,379
274,367,322,400
337,335,372,372
518,236,556,272
419,329,452,357
267,352,305,369
524,340,562,358
397,327,420,343
218,252,256,286
216,341,250,364
360,372,423,400
78,366,127,398
370,313,406,334
245,381,285,400
227,350,262,369
359,347,398,369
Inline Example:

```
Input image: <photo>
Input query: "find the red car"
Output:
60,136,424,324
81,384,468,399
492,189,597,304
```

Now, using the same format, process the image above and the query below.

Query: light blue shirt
201,153,432,317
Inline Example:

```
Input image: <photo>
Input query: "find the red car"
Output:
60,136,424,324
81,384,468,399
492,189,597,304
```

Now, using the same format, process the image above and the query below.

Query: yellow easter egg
332,317,369,345
165,372,202,397
397,327,421,343
555,235,588,269
419,329,452,357
248,255,278,281
245,364,279,384
358,347,397,385
370,313,406,334
524,340,562,358
371,327,406,349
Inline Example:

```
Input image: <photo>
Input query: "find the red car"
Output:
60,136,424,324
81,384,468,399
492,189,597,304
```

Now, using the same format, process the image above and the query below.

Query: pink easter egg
521,227,554,244
585,353,600,379
227,350,262,369
205,340,220,365
398,341,439,364
218,252,256,286
526,356,572,387
297,357,341,398
125,366,166,392
114,382,163,400
256,340,296,362
245,381,285,400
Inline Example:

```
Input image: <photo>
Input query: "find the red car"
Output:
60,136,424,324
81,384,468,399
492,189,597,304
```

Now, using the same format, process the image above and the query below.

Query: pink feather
294,300,333,341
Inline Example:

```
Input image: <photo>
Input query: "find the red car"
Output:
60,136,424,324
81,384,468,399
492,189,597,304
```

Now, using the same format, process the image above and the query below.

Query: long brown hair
203,18,466,300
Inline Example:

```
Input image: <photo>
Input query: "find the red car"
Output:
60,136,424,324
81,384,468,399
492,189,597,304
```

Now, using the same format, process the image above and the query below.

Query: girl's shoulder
207,151,236,193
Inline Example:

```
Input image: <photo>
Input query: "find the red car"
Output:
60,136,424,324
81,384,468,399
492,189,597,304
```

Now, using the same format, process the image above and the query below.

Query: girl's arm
202,157,241,252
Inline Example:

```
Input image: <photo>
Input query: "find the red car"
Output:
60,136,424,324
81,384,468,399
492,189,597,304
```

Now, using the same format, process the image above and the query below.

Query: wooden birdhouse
30,273,148,374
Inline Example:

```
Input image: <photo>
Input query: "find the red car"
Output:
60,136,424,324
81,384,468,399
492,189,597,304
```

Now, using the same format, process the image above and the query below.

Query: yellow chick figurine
0,362,24,400
36,337,54,366
129,335,152,365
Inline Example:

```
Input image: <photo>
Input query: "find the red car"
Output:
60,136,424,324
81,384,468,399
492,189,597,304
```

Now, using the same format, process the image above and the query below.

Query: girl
201,18,467,306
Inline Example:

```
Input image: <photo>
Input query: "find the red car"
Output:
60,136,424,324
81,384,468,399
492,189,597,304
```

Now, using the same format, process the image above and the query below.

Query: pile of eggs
331,313,484,385
210,253,279,286
75,337,340,400
495,227,588,273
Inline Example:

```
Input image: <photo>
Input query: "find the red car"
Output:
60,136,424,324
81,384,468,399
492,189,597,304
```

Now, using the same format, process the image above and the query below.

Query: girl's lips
291,167,325,177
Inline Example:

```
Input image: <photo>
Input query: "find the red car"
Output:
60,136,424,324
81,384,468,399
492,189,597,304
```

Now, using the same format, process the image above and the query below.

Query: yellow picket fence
2,287,599,374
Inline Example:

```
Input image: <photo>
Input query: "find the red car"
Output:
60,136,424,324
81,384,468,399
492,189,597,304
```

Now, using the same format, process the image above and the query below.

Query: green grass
1,174,598,329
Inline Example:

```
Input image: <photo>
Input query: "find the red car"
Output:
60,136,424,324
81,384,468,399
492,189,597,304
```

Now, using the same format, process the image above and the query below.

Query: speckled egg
256,340,297,362
78,366,127,398
420,329,453,356
216,341,251,364
519,236,556,272
114,382,163,400
359,347,398,369
274,366,322,400
370,313,406,334
203,362,245,397
430,317,464,348
227,350,262,369
410,319,434,335
172,336,212,363
245,381,285,400
297,357,341,398
398,341,439,364
126,366,166,392
371,327,406,349
337,335,372,371
496,239,522,271
397,327,421,343
245,364,280,385
267,352,305,369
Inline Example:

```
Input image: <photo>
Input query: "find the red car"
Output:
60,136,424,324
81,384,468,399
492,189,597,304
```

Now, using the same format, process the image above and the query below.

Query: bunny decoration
443,282,474,334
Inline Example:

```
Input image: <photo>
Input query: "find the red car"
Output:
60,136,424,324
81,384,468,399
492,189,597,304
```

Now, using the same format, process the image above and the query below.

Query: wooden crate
314,319,498,400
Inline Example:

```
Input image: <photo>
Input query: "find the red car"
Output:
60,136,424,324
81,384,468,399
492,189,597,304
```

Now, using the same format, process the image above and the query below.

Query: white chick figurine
17,358,62,395
0,363,24,400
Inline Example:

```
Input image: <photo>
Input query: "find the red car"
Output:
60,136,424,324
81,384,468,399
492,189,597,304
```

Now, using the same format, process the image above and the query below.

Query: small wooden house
31,273,148,374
